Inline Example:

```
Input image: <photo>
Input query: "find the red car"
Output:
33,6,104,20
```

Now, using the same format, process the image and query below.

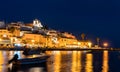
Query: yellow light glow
103,43,108,47
78,42,81,45
85,53,93,72
0,51,4,72
31,40,35,43
73,42,76,44
54,51,61,72
3,34,7,37
72,51,77,72
102,51,109,72
15,38,18,41
88,42,92,47
72,51,82,72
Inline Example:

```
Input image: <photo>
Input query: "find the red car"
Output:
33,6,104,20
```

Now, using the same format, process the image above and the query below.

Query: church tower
33,19,43,29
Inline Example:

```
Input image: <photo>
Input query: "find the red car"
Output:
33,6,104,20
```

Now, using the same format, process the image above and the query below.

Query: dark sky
0,0,120,48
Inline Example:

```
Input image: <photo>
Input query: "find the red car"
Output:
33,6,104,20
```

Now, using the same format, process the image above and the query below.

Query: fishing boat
9,54,49,66
8,54,49,72
18,55,49,65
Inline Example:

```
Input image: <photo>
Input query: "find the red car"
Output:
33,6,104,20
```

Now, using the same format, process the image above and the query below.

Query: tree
96,37,100,46
81,33,85,40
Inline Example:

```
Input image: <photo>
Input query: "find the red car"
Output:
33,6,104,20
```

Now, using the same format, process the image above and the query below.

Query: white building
33,19,43,30
0,21,5,28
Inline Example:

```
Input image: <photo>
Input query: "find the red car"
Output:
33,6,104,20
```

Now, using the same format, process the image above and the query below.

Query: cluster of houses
0,19,92,48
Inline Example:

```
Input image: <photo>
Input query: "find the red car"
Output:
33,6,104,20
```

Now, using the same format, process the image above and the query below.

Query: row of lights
0,34,109,48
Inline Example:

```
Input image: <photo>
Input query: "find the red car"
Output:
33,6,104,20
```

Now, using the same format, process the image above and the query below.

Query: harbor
0,50,119,72
1,0,120,71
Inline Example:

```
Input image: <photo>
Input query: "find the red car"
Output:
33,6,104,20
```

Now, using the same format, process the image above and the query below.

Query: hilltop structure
0,19,92,48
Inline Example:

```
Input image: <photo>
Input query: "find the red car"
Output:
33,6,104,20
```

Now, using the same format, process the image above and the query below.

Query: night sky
0,0,120,48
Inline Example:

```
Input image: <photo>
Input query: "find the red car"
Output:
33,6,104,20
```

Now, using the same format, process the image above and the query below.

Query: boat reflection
28,67,45,72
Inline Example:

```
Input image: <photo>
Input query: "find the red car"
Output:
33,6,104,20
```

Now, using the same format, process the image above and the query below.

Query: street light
0,38,2,41
78,42,81,45
31,40,35,43
88,42,92,48
103,42,108,48
31,40,35,48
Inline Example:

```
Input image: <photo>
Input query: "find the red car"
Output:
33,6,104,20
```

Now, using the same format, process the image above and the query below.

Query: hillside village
0,19,92,48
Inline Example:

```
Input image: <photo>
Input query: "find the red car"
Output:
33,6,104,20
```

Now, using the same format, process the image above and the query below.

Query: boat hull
13,55,49,65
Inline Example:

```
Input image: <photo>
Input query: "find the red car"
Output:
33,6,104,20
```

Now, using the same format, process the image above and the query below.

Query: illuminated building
46,30,58,37
78,40,92,48
61,32,75,39
33,19,43,30
0,19,93,48
0,29,13,47
58,37,79,48
20,27,32,36
22,33,46,48
0,21,5,28
7,22,21,37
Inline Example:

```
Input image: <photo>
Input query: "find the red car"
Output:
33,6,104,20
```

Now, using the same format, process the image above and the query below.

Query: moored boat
9,54,49,66
17,55,49,65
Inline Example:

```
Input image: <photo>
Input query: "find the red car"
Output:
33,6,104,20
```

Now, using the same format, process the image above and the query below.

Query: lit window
3,34,7,37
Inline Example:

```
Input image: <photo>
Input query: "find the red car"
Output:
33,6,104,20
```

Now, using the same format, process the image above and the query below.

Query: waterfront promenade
0,47,120,51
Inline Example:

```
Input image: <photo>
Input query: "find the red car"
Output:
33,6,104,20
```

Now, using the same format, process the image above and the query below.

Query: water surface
0,50,120,72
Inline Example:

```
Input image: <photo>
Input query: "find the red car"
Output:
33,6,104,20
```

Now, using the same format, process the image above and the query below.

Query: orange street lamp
88,42,92,48
31,40,35,47
78,42,81,45
103,42,108,48
31,40,35,43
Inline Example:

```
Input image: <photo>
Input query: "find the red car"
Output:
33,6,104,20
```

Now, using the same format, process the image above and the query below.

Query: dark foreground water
0,50,120,72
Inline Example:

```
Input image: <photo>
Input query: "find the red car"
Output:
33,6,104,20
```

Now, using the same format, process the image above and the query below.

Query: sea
0,50,120,72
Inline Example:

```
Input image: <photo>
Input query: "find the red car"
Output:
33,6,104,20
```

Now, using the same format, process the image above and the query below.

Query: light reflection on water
0,50,110,72
52,51,61,72
85,53,93,72
72,51,82,72
102,51,108,72
0,51,5,72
